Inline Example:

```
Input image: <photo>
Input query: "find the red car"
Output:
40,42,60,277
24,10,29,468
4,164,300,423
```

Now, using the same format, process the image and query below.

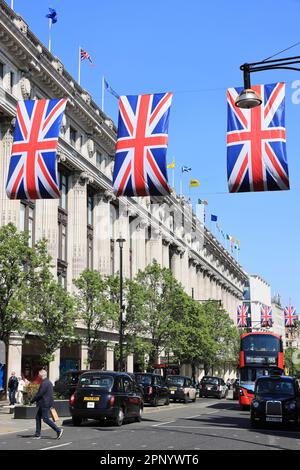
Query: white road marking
40,442,72,451
185,415,201,419
152,420,175,427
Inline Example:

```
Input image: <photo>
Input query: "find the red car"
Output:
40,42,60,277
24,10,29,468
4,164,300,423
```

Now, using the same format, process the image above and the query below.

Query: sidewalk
0,404,34,435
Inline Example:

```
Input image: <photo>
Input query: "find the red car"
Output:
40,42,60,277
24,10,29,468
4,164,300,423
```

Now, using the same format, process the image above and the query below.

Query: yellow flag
167,160,175,169
189,179,200,188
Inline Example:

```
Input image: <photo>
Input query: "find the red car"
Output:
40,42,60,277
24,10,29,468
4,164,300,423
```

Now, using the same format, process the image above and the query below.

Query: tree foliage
0,224,33,344
26,240,76,365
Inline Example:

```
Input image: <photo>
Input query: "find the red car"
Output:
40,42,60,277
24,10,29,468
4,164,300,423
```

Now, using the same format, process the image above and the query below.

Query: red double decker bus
239,332,284,409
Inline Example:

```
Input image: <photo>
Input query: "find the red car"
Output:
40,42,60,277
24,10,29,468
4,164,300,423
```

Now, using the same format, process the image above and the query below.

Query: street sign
0,341,6,364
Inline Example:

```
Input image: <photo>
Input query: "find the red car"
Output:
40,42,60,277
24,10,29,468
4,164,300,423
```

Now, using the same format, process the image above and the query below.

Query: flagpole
10,0,14,10
102,76,105,112
48,18,52,52
180,174,183,196
78,46,81,85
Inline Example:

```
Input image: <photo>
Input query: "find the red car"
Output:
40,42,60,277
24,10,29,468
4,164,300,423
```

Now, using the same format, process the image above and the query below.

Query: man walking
8,371,18,406
31,369,63,439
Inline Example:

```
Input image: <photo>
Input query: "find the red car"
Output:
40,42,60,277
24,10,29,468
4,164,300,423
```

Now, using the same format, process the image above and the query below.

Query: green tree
284,347,300,376
134,260,188,367
0,224,33,346
74,269,117,367
109,274,151,369
171,298,214,381
203,301,240,374
26,240,77,365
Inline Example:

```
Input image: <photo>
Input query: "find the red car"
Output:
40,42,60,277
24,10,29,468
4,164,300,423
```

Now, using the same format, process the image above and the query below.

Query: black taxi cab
69,371,143,426
250,375,300,428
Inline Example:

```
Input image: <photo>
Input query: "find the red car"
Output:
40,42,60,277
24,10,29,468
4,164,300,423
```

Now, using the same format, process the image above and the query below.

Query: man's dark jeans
35,407,60,436
8,389,16,405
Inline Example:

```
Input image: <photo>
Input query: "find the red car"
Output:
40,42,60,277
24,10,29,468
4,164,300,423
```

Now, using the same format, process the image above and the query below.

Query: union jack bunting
284,305,297,327
237,304,249,327
227,83,289,193
113,92,173,196
261,305,273,327
6,99,67,199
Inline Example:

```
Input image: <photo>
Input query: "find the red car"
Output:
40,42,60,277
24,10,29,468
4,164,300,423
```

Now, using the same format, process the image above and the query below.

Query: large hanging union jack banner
6,99,67,199
227,83,289,193
261,305,273,327
113,92,173,196
237,304,249,327
284,305,297,327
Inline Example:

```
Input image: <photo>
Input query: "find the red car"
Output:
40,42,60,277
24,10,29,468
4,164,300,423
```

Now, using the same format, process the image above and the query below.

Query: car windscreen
256,379,294,396
135,375,152,386
166,377,185,387
79,375,114,389
201,377,218,385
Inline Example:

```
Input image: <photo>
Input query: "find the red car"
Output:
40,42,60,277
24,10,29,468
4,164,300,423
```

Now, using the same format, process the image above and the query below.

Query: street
1,398,300,451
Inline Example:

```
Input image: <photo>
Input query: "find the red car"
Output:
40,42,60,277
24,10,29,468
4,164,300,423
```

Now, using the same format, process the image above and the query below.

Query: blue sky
12,0,300,308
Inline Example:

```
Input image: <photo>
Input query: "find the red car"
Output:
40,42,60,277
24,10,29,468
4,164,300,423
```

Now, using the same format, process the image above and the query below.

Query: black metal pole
119,243,123,372
243,64,251,89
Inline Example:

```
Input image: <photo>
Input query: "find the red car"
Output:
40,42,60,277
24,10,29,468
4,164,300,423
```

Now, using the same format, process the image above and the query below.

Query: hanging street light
235,55,300,108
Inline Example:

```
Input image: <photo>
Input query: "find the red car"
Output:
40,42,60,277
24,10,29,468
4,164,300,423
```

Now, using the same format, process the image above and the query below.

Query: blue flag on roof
211,214,218,222
104,79,120,99
46,8,58,24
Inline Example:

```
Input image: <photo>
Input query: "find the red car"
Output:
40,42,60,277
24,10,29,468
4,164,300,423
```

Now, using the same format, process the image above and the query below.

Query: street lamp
235,55,300,108
116,237,126,372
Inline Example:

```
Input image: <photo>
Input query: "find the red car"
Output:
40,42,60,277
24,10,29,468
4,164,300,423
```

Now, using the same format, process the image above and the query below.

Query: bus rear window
241,335,280,352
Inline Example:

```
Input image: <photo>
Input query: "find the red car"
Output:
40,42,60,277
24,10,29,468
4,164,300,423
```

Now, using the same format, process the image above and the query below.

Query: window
0,62,4,84
59,173,68,211
58,169,68,287
19,201,35,247
96,152,102,169
10,71,15,93
70,127,77,147
87,193,94,270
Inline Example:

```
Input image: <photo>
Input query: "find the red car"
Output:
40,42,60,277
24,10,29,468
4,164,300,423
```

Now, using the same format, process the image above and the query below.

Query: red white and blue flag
227,83,289,193
113,92,173,196
6,99,67,199
261,305,273,327
284,305,297,327
237,304,249,327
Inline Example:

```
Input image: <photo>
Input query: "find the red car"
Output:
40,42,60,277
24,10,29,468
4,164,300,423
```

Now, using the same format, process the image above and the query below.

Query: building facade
0,0,247,383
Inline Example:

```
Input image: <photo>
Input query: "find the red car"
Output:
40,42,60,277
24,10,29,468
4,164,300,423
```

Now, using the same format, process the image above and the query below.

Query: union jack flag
6,99,67,199
81,48,92,63
261,305,273,327
237,304,249,327
113,92,173,196
284,305,297,327
227,83,289,193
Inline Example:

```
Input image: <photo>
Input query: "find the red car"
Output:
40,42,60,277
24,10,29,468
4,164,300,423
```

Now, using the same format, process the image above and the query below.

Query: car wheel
218,393,222,399
184,395,189,404
114,408,125,426
135,405,143,422
165,396,170,406
72,416,82,426
151,396,158,407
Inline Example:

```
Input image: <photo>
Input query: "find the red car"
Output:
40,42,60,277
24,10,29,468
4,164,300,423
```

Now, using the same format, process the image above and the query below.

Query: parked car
166,375,197,403
69,371,143,427
250,375,300,428
54,370,87,398
199,376,228,399
233,378,240,400
134,373,169,406
126,373,144,398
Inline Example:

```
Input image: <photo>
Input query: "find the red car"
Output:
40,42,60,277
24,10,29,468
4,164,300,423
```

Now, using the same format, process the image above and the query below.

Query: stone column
81,344,89,370
68,173,88,281
126,354,134,373
48,348,60,384
7,333,23,385
148,229,163,266
105,345,114,371
162,237,171,269
170,247,182,283
0,118,19,228
94,193,111,276
181,250,189,292
35,198,59,265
